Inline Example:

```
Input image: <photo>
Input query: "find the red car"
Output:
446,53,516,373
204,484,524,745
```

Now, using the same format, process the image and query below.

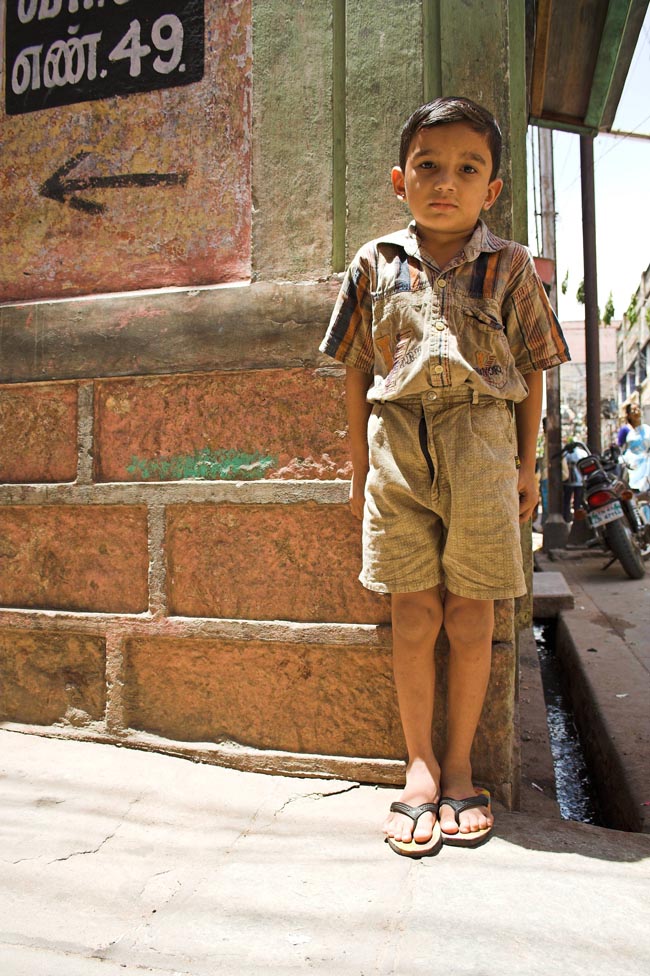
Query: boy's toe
438,804,459,835
412,812,435,843
385,812,413,843
475,812,492,832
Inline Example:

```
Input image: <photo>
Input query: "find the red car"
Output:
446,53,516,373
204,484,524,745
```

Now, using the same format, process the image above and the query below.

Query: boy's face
391,122,503,250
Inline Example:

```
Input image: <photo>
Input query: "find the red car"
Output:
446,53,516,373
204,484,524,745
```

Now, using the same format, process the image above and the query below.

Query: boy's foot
385,802,442,858
439,769,494,844
383,758,441,848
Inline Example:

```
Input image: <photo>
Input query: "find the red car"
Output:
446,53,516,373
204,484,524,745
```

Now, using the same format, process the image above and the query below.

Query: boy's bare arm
514,370,543,523
345,366,373,520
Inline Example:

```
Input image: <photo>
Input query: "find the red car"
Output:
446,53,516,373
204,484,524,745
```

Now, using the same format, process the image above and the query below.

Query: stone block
0,382,77,483
253,0,333,279
494,597,514,642
439,0,520,240
345,0,422,261
0,281,340,385
532,571,574,618
124,632,514,790
515,521,534,631
0,629,105,726
125,636,402,758
166,503,390,623
94,368,350,482
0,506,149,613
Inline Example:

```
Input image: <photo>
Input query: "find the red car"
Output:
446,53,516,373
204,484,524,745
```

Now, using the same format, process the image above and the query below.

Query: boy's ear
391,166,406,200
483,177,504,211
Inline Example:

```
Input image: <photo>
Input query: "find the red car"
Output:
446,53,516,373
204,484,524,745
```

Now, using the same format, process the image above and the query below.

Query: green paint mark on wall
127,448,278,481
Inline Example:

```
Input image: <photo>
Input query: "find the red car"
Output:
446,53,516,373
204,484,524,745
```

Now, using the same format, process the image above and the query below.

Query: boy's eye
461,165,477,174
420,161,434,169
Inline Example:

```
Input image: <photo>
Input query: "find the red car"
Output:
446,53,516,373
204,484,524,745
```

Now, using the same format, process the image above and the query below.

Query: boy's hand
349,468,368,520
514,370,543,523
517,465,539,523
345,367,373,521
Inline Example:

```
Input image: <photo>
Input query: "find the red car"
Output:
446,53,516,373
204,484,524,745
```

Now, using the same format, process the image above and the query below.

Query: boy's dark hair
399,97,502,181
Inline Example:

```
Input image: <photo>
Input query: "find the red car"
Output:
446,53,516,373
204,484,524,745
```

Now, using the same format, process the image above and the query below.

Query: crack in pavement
46,791,147,865
46,828,119,865
7,791,150,866
275,782,361,815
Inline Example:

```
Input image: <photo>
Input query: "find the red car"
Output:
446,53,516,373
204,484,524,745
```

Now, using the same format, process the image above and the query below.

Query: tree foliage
602,292,615,326
626,293,639,327
561,270,569,295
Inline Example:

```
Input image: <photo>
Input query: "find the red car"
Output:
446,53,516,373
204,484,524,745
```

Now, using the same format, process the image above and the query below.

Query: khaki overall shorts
361,386,527,600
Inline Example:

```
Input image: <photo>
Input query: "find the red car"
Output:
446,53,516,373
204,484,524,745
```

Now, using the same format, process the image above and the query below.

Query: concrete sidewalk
2,730,650,976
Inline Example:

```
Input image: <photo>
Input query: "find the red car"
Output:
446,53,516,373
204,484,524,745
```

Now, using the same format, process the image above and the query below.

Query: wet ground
533,620,603,826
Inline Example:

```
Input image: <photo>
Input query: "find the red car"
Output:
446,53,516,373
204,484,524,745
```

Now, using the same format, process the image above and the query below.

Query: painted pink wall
560,320,619,364
0,1,251,301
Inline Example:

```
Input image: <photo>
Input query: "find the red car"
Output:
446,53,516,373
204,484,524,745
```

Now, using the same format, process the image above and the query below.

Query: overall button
426,392,438,401
433,365,444,375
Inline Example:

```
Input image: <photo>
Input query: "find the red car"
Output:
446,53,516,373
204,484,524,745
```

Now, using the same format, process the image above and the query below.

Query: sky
527,7,650,325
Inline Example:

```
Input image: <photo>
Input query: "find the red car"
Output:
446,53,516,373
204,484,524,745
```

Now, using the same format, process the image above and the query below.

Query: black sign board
5,0,204,115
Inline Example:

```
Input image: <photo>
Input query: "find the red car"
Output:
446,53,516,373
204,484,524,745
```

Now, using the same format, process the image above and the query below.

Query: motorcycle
570,441,650,580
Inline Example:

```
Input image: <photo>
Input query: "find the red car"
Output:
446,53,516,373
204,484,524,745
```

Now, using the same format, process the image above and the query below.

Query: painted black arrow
40,152,189,215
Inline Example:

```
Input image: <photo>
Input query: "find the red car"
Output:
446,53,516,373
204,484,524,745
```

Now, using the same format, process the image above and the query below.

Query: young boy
320,97,569,857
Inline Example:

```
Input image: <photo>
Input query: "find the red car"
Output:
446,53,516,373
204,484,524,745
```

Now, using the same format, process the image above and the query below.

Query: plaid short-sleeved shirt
320,220,570,403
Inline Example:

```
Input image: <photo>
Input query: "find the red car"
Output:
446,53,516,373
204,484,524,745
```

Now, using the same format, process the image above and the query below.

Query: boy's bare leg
439,592,495,836
383,587,444,844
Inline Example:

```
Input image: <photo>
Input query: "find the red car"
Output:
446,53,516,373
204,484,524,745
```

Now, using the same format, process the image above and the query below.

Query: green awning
529,0,648,134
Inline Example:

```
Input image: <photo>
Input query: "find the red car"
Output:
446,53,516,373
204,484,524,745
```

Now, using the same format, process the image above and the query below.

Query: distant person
562,441,587,521
621,403,650,492
617,413,632,448
537,416,549,527
320,96,569,857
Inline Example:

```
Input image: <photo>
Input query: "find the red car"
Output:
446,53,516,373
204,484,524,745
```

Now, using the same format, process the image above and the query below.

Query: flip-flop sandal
439,788,493,848
385,801,442,858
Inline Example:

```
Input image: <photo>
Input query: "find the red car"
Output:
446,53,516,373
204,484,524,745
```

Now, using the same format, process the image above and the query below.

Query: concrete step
532,569,574,617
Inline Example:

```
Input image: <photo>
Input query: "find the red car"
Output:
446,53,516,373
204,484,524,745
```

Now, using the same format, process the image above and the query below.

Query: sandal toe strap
389,801,440,823
439,794,489,825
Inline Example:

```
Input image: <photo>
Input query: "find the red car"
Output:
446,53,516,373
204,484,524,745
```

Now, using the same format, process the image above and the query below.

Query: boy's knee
444,595,494,644
391,591,443,645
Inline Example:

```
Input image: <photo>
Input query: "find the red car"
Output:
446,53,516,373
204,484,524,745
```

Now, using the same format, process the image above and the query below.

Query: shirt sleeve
502,251,571,374
319,251,374,374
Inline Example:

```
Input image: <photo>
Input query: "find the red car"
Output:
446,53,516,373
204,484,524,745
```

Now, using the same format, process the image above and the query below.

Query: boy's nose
433,170,455,190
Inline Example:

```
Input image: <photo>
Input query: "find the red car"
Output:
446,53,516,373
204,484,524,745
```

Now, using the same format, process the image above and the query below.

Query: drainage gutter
535,555,650,833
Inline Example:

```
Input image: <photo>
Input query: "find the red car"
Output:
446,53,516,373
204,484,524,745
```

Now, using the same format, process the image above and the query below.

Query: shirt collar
381,219,508,269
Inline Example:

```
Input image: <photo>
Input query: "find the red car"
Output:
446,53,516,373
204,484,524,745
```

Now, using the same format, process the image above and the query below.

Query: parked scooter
569,441,650,579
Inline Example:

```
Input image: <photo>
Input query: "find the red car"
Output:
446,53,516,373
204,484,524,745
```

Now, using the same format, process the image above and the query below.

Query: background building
617,261,650,420
560,320,620,445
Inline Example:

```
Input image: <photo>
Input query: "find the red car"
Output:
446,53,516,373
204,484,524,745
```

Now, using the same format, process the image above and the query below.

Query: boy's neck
415,224,478,270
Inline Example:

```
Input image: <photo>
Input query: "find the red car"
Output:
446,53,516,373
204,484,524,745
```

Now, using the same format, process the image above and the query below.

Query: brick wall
0,0,527,805
0,354,390,781
0,344,517,798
